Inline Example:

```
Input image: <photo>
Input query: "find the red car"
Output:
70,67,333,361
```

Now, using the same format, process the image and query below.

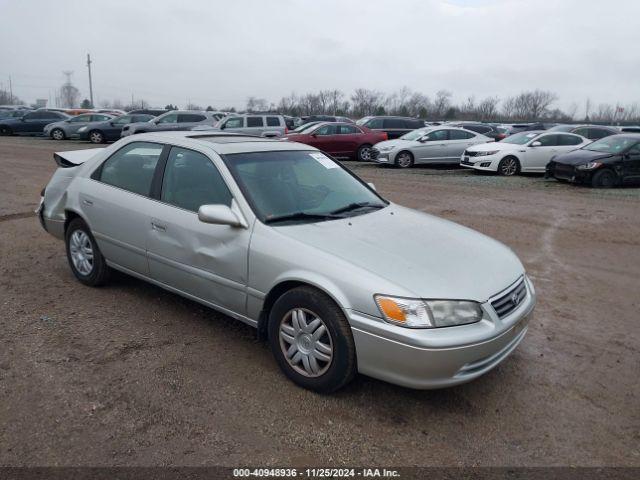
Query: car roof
130,131,308,155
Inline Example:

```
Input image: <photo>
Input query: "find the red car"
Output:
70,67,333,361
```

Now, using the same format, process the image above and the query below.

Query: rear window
406,119,424,129
559,134,584,146
266,117,281,127
247,117,264,127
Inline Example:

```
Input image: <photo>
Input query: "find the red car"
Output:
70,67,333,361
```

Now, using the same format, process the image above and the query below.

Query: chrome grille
464,150,482,157
491,278,527,319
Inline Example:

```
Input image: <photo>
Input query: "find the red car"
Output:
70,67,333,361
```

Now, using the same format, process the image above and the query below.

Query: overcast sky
1,0,639,114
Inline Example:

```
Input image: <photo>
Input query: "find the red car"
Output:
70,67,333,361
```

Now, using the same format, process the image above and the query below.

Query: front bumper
370,149,396,164
460,154,500,172
348,277,536,389
546,162,592,184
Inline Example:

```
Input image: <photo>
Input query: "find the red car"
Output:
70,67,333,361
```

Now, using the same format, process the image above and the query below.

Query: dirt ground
0,136,639,467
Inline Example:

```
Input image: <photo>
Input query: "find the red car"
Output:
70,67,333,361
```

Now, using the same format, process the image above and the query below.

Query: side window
156,113,179,124
23,112,39,120
572,127,589,138
537,134,561,147
161,147,232,212
589,128,613,140
383,118,405,129
365,118,383,129
69,115,89,123
97,142,163,196
247,117,264,127
338,125,357,134
407,119,425,129
266,116,281,127
449,129,475,140
178,114,206,123
628,143,640,155
93,115,111,122
424,130,449,141
560,134,584,146
223,117,244,129
113,116,132,125
314,124,337,135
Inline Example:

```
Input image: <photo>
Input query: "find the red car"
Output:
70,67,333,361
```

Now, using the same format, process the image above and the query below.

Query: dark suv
356,116,425,139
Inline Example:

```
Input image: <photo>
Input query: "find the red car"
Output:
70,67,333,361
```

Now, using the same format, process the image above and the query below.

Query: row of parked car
2,107,638,187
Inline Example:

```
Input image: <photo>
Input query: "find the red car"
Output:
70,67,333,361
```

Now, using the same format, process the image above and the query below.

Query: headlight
474,150,499,157
78,126,87,133
374,295,483,328
576,161,603,171
378,145,395,152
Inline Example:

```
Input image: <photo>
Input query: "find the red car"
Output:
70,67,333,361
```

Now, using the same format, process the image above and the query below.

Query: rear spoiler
54,148,104,168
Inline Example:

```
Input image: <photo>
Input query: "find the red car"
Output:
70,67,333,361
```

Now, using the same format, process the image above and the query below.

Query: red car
284,122,387,161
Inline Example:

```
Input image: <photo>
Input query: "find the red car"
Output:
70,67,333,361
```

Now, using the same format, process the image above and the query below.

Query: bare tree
476,96,500,121
433,90,452,118
246,96,268,112
350,88,384,118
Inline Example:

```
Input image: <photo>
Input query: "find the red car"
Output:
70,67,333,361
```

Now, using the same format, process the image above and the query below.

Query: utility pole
86,53,94,107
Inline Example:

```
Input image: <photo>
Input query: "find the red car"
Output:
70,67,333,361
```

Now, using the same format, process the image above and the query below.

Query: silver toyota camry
38,132,535,392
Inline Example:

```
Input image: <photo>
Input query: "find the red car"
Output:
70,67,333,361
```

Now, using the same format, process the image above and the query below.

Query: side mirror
418,137,428,142
367,182,376,191
530,141,542,147
219,123,226,130
198,204,245,228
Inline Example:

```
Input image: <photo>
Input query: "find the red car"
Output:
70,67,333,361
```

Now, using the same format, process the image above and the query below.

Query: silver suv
214,114,287,137
121,110,222,137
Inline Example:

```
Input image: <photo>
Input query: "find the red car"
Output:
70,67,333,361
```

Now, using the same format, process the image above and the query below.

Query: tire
394,151,414,168
498,156,520,176
591,168,617,188
51,128,65,141
88,130,105,144
268,286,357,393
65,218,110,286
0,125,12,136
357,144,373,161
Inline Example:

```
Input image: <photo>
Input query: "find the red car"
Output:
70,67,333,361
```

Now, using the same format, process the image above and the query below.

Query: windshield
502,132,540,145
292,122,321,133
548,125,574,132
223,150,387,223
584,136,637,154
400,128,429,141
355,117,371,126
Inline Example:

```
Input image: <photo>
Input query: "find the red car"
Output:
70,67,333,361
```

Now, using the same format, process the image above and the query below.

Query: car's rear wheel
395,151,414,168
51,128,65,140
65,218,110,286
591,168,617,188
89,130,105,144
357,144,373,161
498,156,520,176
0,125,12,136
268,286,356,393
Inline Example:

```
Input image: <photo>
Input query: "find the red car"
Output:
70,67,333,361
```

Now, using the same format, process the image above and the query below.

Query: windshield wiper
264,211,342,224
329,202,386,215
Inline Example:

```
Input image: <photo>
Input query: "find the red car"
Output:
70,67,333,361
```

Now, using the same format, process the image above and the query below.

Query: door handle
151,222,167,232
82,199,93,206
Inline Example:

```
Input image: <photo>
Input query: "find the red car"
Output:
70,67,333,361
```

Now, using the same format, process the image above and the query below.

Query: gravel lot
0,136,639,467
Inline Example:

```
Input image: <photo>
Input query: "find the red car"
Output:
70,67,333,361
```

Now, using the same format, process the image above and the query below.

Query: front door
414,129,449,162
146,146,250,314
623,142,640,184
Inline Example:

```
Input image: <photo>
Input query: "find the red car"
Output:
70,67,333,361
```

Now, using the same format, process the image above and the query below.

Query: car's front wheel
89,130,105,144
51,128,65,140
498,156,520,176
395,151,414,168
268,286,356,393
357,144,373,161
65,218,110,286
591,168,617,188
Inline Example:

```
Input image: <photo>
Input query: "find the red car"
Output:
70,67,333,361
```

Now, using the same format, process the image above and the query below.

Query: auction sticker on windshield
310,152,339,169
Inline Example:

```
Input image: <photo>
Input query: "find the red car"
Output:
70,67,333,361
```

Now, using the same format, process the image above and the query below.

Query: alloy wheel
359,146,372,161
279,308,333,377
90,131,103,144
52,129,64,140
69,230,94,275
397,152,412,168
500,158,518,176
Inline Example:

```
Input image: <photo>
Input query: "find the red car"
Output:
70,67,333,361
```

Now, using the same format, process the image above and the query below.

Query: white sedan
461,131,590,175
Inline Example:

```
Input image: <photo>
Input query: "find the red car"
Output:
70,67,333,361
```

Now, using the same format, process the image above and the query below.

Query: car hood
553,148,616,165
280,204,524,302
374,139,420,150
467,142,524,152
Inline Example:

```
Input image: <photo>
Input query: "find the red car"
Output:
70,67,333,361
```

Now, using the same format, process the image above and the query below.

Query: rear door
246,116,265,136
445,129,479,160
145,146,250,314
177,113,207,130
334,124,361,156
81,141,166,273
